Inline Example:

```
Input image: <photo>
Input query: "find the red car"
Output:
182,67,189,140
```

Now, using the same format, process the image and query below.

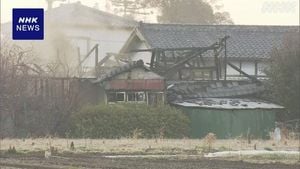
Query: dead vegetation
0,138,298,155
0,138,299,168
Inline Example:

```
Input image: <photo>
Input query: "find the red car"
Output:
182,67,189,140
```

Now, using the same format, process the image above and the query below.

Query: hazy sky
1,0,299,25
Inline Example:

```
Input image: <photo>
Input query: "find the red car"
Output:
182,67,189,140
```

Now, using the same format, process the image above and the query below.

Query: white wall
257,62,267,76
241,61,255,75
226,61,267,80
1,22,133,71
130,42,152,65
226,61,241,76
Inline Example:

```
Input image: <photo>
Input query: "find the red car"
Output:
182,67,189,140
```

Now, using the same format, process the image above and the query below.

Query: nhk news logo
13,8,44,40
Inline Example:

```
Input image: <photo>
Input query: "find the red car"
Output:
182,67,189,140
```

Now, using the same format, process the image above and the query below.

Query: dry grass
0,138,299,154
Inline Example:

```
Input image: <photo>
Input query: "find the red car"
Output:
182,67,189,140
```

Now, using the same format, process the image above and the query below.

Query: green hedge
69,104,190,138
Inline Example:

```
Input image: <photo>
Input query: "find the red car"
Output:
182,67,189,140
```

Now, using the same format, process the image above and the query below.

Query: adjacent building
1,2,138,71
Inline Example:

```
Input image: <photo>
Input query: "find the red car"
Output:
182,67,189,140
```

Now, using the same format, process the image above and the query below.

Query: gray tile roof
138,23,299,60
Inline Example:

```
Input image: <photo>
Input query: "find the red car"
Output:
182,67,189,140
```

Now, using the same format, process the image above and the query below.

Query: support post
254,60,258,77
224,37,228,81
214,49,220,80
150,50,156,68
162,51,167,67
95,44,99,68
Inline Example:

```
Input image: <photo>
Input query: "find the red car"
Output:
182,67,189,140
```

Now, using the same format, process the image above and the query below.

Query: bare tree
0,40,80,137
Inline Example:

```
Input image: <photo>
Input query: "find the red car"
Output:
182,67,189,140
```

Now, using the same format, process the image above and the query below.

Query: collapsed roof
93,60,163,83
167,81,264,100
172,98,284,110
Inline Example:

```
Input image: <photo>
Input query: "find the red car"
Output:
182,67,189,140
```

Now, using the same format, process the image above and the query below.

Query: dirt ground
0,152,299,169
0,139,299,169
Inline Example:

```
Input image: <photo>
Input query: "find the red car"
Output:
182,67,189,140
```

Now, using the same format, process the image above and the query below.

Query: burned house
120,23,299,81
93,60,165,105
116,23,295,138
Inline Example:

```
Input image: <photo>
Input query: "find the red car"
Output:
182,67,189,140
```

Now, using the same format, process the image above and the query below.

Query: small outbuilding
169,81,284,139
173,98,284,139
93,60,166,105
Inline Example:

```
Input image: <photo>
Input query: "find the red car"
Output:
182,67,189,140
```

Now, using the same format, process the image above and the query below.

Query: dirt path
1,154,299,169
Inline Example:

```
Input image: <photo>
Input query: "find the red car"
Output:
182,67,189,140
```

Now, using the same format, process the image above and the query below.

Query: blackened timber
78,44,99,68
164,49,205,75
224,37,228,80
228,62,260,83
156,50,161,68
130,46,218,53
162,51,167,67
171,51,176,61
196,54,201,67
98,53,113,67
95,45,99,68
181,66,216,70
254,60,258,76
199,54,206,66
150,50,156,68
214,49,220,80
164,42,221,75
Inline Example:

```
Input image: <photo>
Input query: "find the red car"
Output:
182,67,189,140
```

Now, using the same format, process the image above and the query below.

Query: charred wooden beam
77,44,99,69
181,66,216,70
98,53,112,67
199,53,206,66
214,49,220,80
164,49,204,75
150,50,156,68
224,37,228,80
95,44,99,68
227,62,261,83
162,51,167,67
130,45,218,53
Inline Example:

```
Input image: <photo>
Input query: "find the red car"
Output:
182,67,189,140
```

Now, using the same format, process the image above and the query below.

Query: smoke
31,22,79,77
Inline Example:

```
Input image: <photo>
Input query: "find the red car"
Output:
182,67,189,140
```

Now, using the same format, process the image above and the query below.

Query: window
127,92,136,102
116,92,125,101
107,92,125,102
136,92,145,102
127,92,146,102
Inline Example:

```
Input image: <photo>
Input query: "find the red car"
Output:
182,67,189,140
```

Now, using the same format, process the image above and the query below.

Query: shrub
69,104,190,138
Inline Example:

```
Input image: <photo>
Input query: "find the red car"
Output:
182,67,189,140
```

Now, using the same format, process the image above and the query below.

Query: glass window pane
136,92,145,102
116,92,125,101
127,92,136,101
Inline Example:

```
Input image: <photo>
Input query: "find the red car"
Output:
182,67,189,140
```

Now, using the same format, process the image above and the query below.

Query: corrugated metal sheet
105,79,165,90
178,107,278,139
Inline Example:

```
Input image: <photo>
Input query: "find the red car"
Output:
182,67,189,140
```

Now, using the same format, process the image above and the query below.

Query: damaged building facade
116,23,299,138
1,3,299,138
120,23,299,80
